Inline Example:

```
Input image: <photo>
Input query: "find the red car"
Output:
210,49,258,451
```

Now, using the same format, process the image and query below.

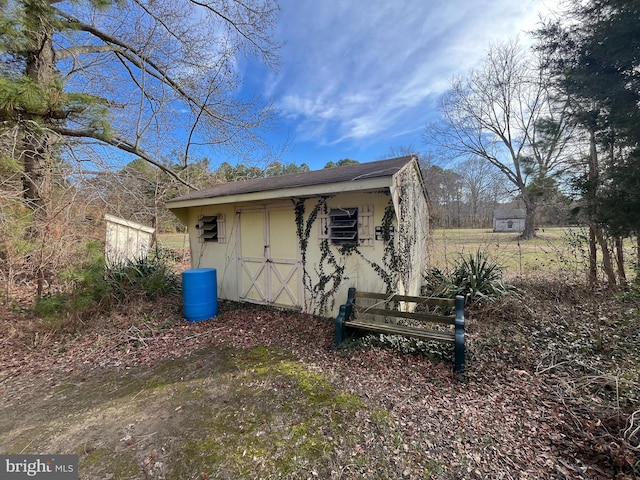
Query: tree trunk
594,225,617,287
21,129,53,223
637,235,640,282
588,226,598,288
21,0,58,294
21,0,57,222
614,236,627,288
520,190,537,240
586,127,601,287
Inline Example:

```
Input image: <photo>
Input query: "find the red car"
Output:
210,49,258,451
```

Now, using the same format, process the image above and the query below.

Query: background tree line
427,0,640,286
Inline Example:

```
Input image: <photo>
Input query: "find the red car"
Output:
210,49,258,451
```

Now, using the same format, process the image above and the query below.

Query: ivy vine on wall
293,197,346,315
292,195,411,316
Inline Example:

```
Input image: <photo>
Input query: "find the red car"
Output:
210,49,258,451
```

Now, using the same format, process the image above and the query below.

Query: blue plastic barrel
182,268,218,322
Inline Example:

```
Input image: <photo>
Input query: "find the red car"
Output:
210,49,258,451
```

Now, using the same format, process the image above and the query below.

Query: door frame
236,205,303,309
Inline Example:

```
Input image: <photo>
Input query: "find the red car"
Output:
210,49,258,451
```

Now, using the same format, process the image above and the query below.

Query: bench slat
334,288,466,373
344,320,455,343
355,291,455,308
354,306,455,325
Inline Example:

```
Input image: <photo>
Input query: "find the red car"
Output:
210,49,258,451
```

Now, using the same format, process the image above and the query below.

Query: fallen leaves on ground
1,278,639,479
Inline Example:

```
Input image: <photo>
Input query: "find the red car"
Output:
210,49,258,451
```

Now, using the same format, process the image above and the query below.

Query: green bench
334,288,466,373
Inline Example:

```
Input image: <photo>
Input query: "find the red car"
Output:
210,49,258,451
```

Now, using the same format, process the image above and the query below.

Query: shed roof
493,209,525,219
167,155,417,208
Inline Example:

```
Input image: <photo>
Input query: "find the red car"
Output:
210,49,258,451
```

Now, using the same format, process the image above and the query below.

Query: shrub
423,249,516,304
33,249,180,323
101,254,180,304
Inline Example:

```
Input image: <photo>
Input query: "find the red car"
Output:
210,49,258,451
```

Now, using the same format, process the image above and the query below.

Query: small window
196,214,226,243
318,205,374,247
329,207,358,245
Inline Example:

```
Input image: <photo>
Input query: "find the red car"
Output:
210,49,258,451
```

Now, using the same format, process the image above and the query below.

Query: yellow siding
187,204,240,301
391,162,430,298
303,192,391,313
178,166,429,317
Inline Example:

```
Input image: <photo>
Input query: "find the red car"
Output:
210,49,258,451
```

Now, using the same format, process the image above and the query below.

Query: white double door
238,206,303,309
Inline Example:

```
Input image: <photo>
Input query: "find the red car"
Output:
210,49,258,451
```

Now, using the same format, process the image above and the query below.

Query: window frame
318,204,374,247
196,214,226,243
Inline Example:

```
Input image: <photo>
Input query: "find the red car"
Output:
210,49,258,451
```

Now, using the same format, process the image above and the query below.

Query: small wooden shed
166,155,430,316
104,214,155,265
493,209,525,232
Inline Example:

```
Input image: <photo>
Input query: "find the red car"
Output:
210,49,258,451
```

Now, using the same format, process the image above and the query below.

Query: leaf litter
0,277,638,479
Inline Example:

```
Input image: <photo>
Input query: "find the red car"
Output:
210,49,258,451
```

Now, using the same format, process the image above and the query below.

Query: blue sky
245,0,560,170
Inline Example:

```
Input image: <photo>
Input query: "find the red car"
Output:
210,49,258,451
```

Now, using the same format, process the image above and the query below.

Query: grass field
429,227,591,278
157,232,190,250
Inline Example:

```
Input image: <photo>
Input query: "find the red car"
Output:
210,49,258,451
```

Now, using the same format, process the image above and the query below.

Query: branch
50,126,197,190
61,13,254,134
186,0,279,66
56,11,221,122
56,45,115,60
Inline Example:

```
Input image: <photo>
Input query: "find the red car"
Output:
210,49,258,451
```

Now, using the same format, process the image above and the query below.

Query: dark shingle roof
169,155,414,203
494,209,525,219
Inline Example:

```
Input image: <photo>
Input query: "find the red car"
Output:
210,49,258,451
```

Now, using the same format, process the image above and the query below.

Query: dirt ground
0,279,639,479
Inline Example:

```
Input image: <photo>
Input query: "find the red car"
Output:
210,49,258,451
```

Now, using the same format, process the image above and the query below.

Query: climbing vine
292,192,417,316
351,201,406,294
314,237,346,315
293,197,349,315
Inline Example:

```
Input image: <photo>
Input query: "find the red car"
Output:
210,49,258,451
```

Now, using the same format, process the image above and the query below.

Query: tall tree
0,0,279,223
323,158,359,169
427,39,573,239
536,0,640,285
420,163,464,228
459,157,502,228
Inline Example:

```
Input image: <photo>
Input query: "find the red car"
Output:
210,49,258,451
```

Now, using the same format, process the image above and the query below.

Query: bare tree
0,0,280,223
0,0,279,297
426,39,573,239
459,157,502,228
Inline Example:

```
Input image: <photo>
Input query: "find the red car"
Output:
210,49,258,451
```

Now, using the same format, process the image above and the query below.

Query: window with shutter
328,207,358,245
197,214,225,243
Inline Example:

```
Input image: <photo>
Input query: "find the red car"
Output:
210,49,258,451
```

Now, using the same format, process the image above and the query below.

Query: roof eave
166,177,392,210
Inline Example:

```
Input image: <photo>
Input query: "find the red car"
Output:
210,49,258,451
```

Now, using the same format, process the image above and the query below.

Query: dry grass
0,229,629,477
157,232,190,250
429,227,581,274
1,285,638,478
429,227,638,282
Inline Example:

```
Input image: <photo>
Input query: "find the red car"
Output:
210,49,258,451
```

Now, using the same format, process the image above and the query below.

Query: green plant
32,293,69,318
100,255,181,304
423,249,516,304
33,253,180,324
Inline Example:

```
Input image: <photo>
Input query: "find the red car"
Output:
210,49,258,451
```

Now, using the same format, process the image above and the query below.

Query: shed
166,155,430,316
493,209,525,232
104,214,155,265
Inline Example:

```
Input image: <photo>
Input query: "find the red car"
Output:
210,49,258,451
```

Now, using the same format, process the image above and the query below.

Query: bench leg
334,287,356,346
454,295,465,373
335,304,346,345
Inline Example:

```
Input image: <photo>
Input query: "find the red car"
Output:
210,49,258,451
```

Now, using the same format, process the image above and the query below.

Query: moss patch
0,344,397,479
169,346,369,478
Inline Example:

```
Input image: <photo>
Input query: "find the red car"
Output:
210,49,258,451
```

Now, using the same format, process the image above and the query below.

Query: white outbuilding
493,209,526,232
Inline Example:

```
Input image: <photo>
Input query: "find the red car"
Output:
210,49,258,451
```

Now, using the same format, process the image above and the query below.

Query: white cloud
266,0,562,147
